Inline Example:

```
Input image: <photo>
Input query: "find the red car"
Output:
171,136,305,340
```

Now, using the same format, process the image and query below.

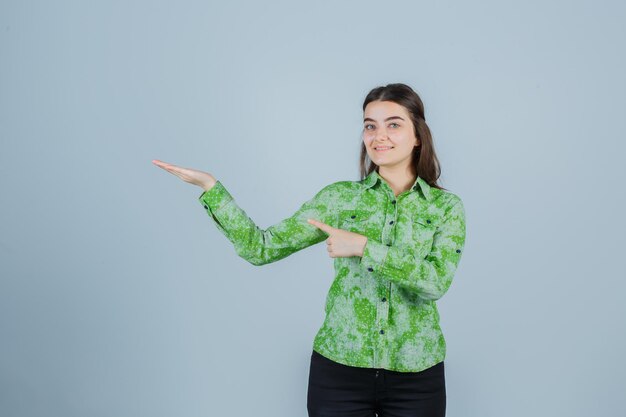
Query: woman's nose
375,127,389,140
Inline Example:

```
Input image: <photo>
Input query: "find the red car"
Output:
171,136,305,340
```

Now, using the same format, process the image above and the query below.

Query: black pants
307,350,446,417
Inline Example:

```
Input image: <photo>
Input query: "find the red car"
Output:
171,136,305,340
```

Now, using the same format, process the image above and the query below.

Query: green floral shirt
198,169,466,372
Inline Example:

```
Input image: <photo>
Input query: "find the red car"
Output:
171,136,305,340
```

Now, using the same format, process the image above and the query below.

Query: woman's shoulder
316,179,362,195
305,179,364,208
434,188,463,203
424,185,464,216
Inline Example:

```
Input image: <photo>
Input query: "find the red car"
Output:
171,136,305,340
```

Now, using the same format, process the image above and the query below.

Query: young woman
153,83,466,417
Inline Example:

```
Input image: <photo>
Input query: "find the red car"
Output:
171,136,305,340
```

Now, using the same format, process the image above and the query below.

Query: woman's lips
374,146,394,152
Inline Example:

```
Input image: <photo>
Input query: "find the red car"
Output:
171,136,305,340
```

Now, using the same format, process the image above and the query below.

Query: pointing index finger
307,218,333,233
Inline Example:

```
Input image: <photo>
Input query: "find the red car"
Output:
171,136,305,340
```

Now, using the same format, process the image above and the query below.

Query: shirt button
367,267,374,272
381,297,387,302
379,330,385,334
386,243,391,246
456,249,461,253
392,200,396,205
389,220,394,225
203,205,208,209
351,215,356,219
426,219,431,224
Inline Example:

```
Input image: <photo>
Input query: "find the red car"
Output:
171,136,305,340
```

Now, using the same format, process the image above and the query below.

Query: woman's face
362,100,419,171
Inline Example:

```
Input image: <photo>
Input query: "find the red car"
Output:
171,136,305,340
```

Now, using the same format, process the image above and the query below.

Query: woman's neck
378,166,417,197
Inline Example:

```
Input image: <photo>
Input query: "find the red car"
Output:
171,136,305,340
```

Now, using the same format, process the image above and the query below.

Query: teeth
375,147,393,150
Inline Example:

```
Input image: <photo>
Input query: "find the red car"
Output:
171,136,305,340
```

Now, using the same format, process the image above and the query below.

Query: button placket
375,282,390,368
372,193,395,368
383,196,397,247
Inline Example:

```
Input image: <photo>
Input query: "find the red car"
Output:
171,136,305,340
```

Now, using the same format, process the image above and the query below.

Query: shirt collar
362,169,433,201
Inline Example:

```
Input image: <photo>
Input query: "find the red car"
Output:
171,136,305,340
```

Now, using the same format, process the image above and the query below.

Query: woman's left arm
358,194,466,301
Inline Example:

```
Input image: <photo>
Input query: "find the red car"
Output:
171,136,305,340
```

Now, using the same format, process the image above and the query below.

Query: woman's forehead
364,101,409,119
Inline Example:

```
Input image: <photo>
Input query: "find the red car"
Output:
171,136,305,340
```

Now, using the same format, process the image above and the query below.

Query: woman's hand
307,219,368,258
152,159,216,191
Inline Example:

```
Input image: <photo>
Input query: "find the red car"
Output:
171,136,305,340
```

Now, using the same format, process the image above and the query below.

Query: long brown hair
359,83,447,191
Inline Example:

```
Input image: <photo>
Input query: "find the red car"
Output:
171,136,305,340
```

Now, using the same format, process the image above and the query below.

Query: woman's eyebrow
363,116,405,123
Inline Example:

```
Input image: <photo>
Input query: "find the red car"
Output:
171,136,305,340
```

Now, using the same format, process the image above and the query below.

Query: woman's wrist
202,179,217,191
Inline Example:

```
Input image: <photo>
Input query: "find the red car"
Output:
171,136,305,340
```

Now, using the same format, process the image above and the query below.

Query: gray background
1,0,625,416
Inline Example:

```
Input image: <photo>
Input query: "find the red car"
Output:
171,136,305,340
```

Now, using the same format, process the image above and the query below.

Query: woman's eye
364,123,399,130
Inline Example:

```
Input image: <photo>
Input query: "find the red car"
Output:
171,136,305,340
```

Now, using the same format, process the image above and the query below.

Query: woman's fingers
153,159,186,176
152,159,173,172
152,159,177,171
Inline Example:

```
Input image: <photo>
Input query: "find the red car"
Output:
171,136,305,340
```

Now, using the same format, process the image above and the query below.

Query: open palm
152,159,216,191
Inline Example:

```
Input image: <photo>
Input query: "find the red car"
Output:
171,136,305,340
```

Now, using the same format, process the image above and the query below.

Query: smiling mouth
374,146,394,152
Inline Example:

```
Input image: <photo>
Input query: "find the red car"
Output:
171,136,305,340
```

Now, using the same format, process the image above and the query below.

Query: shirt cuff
359,238,390,273
198,181,234,212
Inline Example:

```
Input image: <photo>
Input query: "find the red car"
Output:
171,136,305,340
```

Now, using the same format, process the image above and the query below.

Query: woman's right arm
152,159,338,265
199,180,338,265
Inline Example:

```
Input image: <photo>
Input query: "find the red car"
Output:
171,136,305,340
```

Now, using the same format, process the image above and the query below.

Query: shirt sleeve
359,194,466,301
198,180,336,266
